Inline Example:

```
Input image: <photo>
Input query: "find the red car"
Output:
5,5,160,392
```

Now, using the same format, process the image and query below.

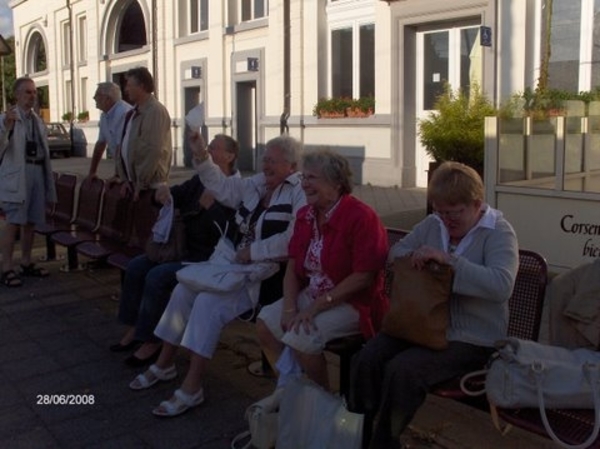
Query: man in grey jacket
0,77,57,287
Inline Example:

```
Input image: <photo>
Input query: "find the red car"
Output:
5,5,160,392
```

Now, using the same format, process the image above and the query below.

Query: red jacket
289,194,389,338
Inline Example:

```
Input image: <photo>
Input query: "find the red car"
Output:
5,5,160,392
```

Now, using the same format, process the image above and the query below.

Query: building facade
9,0,600,187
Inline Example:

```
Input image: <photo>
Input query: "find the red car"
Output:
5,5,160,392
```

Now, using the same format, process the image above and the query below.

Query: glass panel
32,34,46,73
547,0,581,91
564,116,585,191
592,0,600,87
359,24,375,98
241,0,251,22
529,119,557,187
423,31,449,110
255,0,266,19
460,27,480,96
586,107,600,192
498,118,526,183
200,0,209,31
332,28,353,98
190,0,199,33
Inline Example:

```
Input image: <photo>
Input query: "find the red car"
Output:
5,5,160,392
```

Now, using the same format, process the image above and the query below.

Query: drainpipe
280,0,290,135
152,0,158,99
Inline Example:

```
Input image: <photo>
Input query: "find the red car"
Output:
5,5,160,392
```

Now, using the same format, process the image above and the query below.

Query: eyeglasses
262,157,288,165
298,173,321,183
433,208,466,220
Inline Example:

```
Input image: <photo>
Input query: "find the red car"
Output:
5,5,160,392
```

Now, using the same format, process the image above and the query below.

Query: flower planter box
318,111,347,119
345,107,373,118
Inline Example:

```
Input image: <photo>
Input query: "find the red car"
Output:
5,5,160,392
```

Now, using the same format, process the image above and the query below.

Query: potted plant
61,111,73,122
346,97,375,118
77,110,89,122
418,83,496,176
312,97,352,118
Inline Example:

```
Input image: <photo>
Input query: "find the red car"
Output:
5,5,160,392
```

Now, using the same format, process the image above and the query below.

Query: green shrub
418,84,496,173
61,111,73,122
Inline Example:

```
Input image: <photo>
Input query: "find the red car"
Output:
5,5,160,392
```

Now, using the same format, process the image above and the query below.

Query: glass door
415,25,481,186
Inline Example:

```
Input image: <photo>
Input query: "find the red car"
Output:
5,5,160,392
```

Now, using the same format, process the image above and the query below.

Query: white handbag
231,389,282,449
175,223,278,293
486,337,600,449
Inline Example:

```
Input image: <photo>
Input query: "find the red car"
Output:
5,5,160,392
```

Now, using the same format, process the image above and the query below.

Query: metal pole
67,0,75,154
1,56,6,111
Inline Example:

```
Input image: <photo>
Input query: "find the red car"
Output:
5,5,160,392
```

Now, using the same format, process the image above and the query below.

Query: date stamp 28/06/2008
36,394,95,406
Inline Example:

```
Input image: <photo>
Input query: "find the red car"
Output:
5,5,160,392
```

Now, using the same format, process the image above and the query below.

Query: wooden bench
50,177,106,271
35,172,78,261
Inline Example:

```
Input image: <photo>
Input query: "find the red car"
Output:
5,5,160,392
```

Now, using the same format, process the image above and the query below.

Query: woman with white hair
128,133,306,418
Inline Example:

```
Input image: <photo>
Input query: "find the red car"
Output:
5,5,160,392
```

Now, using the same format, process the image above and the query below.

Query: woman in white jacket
128,133,306,417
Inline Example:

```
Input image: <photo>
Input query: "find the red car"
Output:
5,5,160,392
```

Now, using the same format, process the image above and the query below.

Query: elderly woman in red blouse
256,149,388,389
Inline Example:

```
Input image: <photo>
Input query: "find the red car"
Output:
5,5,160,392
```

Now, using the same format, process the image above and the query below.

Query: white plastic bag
276,377,363,449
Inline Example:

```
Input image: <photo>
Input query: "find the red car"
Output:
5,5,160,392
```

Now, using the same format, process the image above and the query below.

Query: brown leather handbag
382,256,454,350
145,212,187,263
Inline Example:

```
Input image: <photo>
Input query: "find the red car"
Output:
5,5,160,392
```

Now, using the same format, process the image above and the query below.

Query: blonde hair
427,161,484,205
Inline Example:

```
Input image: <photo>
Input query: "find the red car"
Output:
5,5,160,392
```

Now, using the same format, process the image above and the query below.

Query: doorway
183,86,202,167
236,81,257,172
414,23,481,186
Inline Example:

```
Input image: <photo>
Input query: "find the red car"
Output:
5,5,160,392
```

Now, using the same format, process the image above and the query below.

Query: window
65,80,72,115
78,16,87,63
327,1,375,99
62,21,72,66
330,24,375,98
542,0,600,92
117,1,147,53
190,0,209,33
240,0,268,22
80,77,88,113
27,32,47,74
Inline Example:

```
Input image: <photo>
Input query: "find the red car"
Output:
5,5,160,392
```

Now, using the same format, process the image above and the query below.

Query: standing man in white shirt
86,82,132,180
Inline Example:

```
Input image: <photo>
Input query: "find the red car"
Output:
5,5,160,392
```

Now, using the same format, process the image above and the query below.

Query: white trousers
154,282,254,359
258,289,360,355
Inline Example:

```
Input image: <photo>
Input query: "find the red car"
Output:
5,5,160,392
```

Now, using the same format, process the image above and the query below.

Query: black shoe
109,340,140,353
124,348,160,368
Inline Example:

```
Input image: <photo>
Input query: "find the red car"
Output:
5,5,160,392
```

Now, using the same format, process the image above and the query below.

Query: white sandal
129,364,177,390
152,388,205,417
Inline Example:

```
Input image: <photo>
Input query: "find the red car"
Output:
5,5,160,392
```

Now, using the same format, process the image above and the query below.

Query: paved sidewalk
0,157,555,448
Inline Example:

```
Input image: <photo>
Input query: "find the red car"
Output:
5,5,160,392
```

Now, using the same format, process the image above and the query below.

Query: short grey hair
14,76,34,94
265,135,302,165
96,82,122,102
302,149,353,194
